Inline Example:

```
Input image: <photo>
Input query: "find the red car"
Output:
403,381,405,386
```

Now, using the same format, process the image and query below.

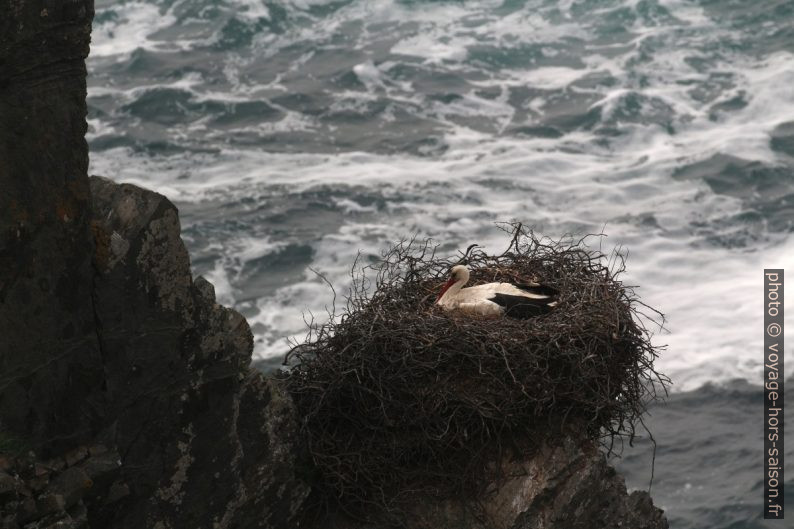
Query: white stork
436,265,558,318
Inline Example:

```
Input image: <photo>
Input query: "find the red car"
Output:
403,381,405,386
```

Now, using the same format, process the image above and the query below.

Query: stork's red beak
436,277,456,301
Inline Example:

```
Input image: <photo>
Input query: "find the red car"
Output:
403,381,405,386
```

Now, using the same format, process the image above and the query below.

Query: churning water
87,1,793,526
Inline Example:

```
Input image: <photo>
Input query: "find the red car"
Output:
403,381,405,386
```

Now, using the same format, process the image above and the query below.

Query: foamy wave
91,2,177,58
233,0,271,21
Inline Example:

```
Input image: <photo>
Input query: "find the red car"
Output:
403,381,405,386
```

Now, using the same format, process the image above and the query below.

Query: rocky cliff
1,0,103,455
0,2,668,528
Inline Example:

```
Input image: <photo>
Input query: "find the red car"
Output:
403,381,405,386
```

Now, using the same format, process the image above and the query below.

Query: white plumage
436,265,557,318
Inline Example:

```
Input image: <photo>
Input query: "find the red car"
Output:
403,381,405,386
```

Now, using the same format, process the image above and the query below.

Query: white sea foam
287,0,344,10
85,117,117,141
391,36,474,64
232,0,270,21
505,67,589,91
334,197,378,214
203,260,236,307
88,72,205,103
91,2,177,58
353,61,386,90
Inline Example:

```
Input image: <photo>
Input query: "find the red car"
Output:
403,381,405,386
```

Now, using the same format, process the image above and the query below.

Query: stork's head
436,265,470,302
449,265,470,283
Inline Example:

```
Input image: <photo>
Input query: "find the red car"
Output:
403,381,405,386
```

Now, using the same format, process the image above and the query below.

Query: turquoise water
87,1,794,526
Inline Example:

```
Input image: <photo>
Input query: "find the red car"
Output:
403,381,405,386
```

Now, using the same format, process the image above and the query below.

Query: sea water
87,1,794,525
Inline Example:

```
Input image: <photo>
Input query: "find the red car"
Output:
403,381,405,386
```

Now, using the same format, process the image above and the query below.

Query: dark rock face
0,444,122,528
327,440,667,529
0,0,103,454
505,442,667,529
1,175,312,528
87,176,311,528
1,174,312,528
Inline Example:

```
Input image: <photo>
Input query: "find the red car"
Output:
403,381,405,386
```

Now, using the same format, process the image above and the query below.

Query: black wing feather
488,293,555,319
513,283,559,298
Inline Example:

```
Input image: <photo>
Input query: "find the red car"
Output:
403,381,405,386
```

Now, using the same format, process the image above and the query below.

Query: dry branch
282,223,669,523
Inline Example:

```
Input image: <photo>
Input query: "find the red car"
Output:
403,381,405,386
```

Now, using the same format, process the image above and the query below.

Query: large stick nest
282,224,668,522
